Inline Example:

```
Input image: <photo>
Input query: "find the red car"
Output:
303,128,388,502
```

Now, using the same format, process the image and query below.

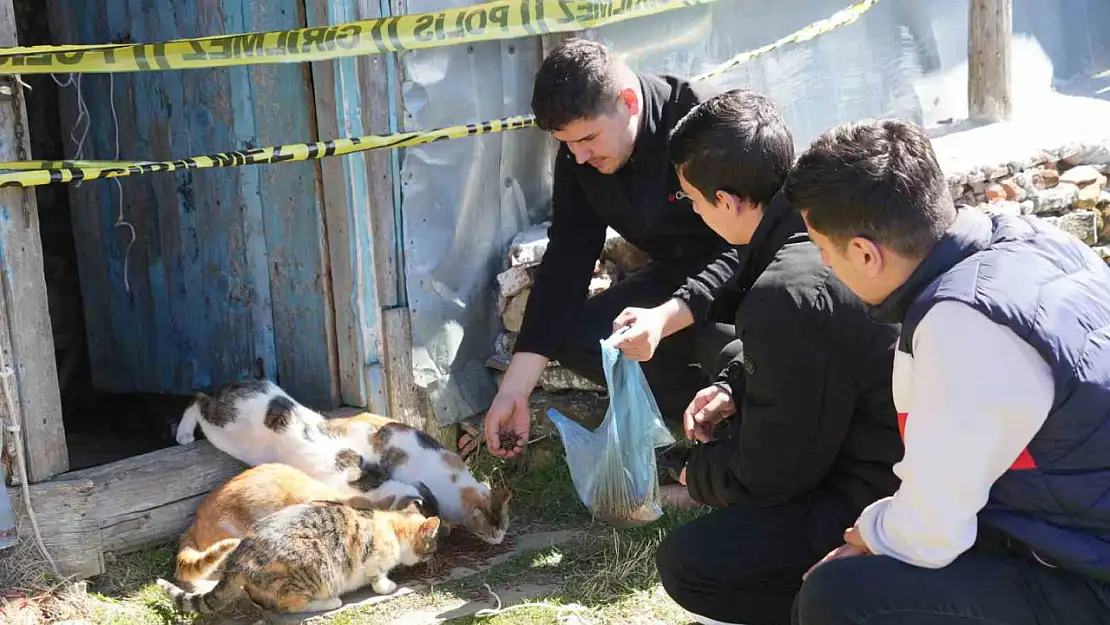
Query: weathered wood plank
968,0,1013,122
0,0,67,483
99,491,206,555
305,0,387,414
63,440,246,520
8,477,103,579
248,0,340,411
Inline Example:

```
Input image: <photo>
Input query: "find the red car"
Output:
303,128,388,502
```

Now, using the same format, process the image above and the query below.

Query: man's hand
803,524,872,580
483,392,531,458
683,385,736,442
611,306,667,361
611,299,695,362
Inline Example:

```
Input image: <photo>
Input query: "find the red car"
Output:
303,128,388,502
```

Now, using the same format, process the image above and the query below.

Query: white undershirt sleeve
856,300,1055,568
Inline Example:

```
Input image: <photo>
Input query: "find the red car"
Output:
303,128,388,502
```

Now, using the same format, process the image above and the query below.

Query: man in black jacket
477,39,742,459
641,90,904,625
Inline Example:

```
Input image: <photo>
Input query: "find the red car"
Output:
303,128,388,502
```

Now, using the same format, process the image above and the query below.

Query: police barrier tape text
0,0,883,187
0,0,715,74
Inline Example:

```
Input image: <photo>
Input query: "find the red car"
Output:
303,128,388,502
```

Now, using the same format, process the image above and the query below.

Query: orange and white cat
175,379,511,544
174,463,431,589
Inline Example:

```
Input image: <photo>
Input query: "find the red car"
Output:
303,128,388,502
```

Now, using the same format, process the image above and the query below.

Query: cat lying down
159,493,442,615
173,462,432,589
175,379,511,544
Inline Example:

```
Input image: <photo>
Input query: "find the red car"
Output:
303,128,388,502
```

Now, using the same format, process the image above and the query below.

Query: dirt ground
0,391,705,625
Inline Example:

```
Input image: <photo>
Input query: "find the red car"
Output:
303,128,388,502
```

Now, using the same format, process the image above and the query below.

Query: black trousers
795,548,1110,625
656,486,858,625
555,263,739,424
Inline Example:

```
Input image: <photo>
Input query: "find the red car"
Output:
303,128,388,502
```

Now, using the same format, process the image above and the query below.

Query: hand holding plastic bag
547,331,676,526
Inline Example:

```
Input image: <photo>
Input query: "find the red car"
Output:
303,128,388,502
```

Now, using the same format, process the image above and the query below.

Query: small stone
1059,165,1106,189
983,164,1009,181
1000,179,1026,202
1020,200,1036,215
1072,183,1104,209
1012,171,1037,193
1037,168,1060,189
984,183,1006,202
502,289,530,333
496,265,532,298
1031,184,1078,214
1053,210,1100,245
509,222,551,267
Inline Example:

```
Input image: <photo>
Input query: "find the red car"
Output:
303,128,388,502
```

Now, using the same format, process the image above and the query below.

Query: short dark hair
783,119,956,258
668,89,794,207
531,39,623,132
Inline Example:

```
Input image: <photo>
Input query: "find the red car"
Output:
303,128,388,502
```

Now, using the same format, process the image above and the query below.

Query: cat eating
173,462,433,590
157,498,442,615
175,379,511,544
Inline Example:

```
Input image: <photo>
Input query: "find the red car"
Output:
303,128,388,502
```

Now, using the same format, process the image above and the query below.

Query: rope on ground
473,583,594,624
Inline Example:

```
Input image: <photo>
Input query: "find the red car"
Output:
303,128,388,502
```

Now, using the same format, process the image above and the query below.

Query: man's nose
570,145,592,164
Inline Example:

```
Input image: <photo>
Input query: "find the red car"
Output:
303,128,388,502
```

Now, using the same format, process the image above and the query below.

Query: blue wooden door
45,0,339,409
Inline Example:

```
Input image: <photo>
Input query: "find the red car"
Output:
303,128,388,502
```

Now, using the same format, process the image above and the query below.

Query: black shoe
656,444,693,485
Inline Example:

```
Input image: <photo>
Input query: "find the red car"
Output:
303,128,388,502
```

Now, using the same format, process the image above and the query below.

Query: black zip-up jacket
514,73,740,359
685,196,905,514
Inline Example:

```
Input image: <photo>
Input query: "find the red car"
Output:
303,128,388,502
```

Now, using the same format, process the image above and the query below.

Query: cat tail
174,535,240,584
157,570,244,615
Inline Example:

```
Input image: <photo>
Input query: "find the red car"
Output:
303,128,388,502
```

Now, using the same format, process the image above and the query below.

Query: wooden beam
0,0,67,484
968,0,1013,122
8,477,103,579
63,440,246,557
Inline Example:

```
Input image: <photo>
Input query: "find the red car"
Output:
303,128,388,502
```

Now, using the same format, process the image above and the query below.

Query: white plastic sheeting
397,0,1110,425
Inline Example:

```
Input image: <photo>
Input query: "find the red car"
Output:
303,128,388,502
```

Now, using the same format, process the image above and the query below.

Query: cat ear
419,516,441,540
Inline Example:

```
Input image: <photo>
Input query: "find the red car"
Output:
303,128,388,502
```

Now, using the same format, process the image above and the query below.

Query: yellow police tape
0,0,881,188
0,0,716,74
0,116,536,188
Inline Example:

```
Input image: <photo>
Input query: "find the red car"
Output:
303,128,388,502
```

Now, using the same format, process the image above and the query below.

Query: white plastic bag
547,333,676,527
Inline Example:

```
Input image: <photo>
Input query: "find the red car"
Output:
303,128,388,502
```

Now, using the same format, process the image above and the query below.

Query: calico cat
174,463,435,589
175,379,511,544
325,415,512,545
157,499,442,615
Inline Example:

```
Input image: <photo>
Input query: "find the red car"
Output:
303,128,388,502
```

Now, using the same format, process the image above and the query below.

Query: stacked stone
486,223,650,393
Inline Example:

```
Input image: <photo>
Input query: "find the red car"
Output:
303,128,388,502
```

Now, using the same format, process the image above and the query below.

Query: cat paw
175,429,196,445
371,577,397,595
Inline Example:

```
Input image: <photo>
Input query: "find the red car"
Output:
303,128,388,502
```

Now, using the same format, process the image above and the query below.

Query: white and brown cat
176,379,510,544
158,494,442,615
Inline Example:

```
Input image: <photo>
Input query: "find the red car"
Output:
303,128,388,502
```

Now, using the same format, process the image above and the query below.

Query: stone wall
487,145,1110,394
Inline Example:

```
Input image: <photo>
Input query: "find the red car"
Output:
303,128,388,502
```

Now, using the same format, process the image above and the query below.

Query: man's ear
849,236,885,278
618,87,641,116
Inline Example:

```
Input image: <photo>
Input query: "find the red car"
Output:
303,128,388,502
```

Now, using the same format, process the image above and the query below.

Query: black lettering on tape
413,15,435,41
152,43,172,69
521,0,536,35
385,17,404,51
301,27,327,52
464,8,487,36
24,53,52,66
534,0,549,33
488,5,510,29
210,39,234,61
286,30,300,54
132,44,151,71
556,0,575,24
335,24,361,50
241,33,266,57
183,40,207,62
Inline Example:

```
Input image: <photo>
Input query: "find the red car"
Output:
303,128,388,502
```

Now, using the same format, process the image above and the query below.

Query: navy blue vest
884,208,1110,581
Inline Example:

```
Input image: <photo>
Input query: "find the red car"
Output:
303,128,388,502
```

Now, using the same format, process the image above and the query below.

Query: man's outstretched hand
612,306,667,361
483,392,531,458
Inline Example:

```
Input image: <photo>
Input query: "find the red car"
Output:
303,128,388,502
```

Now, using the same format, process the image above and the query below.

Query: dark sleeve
671,245,743,324
513,152,607,359
685,295,855,508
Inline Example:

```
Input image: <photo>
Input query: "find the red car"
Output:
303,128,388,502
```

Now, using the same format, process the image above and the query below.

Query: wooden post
968,0,1013,122
0,0,68,484
307,0,424,429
